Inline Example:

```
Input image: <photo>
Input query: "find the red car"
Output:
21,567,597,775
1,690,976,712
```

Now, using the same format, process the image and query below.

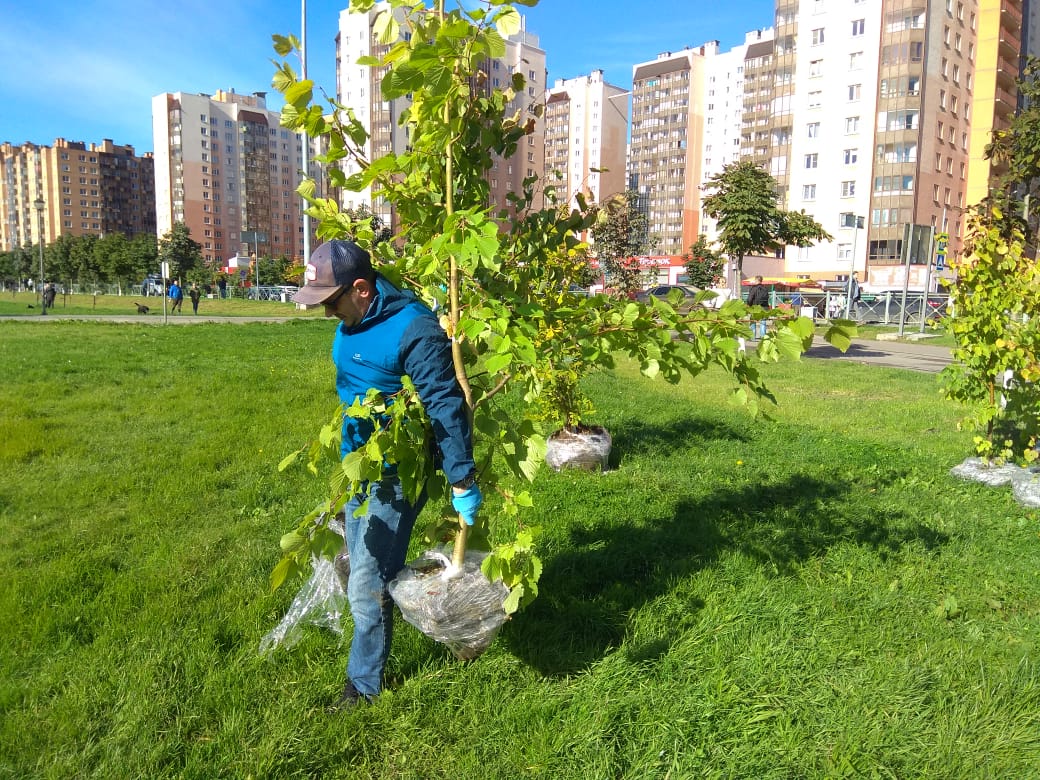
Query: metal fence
772,290,950,327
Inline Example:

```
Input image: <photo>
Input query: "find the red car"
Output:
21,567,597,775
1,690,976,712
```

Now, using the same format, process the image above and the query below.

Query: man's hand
451,484,483,525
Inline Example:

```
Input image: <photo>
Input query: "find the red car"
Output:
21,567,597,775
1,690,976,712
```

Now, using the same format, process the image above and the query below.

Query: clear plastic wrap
950,456,1040,509
1011,467,1040,508
388,548,509,661
545,426,612,472
949,457,1023,486
259,517,348,655
259,553,347,654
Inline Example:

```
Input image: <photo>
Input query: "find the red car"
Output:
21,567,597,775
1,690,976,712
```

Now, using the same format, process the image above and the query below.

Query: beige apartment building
629,45,718,256
151,88,315,268
543,70,628,221
0,138,154,252
336,3,546,231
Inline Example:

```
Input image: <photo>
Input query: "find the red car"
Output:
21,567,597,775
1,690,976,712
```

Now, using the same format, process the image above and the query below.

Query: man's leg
342,476,427,698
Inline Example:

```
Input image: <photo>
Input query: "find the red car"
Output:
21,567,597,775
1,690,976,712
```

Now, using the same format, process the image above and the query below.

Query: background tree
683,234,725,288
158,222,203,282
590,190,655,298
702,160,830,294
128,233,159,281
0,246,34,288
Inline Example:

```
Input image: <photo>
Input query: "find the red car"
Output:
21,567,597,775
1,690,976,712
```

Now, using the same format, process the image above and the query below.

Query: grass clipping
389,548,509,660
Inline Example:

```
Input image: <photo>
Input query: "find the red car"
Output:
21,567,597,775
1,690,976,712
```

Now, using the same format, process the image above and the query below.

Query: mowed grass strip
0,320,1037,778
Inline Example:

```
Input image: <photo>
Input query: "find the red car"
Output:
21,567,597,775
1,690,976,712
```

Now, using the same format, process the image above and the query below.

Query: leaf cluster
941,205,1040,464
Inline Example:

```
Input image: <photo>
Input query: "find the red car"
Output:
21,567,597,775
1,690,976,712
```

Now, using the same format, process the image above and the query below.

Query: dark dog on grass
134,302,150,314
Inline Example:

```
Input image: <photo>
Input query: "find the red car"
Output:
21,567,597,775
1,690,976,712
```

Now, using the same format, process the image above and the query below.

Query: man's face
323,280,370,326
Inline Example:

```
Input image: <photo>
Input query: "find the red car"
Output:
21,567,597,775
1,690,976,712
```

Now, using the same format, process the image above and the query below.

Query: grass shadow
504,472,949,677
605,415,749,466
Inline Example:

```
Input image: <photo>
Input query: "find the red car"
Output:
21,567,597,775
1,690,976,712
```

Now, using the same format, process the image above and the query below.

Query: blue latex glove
451,484,483,525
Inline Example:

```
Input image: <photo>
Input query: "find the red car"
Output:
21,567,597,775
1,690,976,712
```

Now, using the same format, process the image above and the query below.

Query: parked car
141,274,164,296
636,283,702,313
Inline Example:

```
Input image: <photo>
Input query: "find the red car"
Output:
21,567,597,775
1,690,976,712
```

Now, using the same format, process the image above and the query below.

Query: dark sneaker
326,681,369,713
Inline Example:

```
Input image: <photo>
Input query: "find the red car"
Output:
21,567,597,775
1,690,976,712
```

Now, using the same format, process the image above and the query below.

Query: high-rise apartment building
152,88,313,266
336,4,546,229
751,0,1027,286
544,70,628,215
0,138,154,252
629,44,719,256
701,28,776,242
966,0,1024,210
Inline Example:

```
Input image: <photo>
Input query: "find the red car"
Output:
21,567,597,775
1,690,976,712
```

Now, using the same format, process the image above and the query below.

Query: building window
848,84,861,101
843,148,858,165
803,184,817,200
807,122,820,138
849,51,863,70
812,28,825,45
851,19,865,36
805,153,818,169
845,116,860,134
841,181,856,197
809,91,823,108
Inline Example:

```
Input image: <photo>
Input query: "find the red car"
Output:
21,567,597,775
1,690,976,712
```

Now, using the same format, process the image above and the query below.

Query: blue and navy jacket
332,273,475,484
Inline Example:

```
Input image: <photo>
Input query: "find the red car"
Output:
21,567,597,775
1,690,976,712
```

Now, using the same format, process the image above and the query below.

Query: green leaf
502,584,523,614
485,352,512,374
494,7,522,37
373,10,400,44
270,556,300,592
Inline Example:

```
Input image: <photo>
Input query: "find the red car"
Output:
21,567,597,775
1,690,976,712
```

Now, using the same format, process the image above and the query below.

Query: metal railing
772,290,950,327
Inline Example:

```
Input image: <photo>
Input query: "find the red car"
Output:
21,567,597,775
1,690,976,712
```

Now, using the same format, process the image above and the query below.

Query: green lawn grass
0,320,1036,778
0,290,323,318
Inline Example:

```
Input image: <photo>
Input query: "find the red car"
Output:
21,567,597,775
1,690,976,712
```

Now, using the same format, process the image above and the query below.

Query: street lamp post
33,197,46,315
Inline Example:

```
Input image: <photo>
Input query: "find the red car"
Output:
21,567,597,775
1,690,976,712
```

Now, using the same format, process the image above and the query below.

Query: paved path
4,313,953,372
0,313,297,324
805,336,952,373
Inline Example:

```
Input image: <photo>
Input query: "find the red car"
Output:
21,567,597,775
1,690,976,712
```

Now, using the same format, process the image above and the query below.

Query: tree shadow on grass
604,415,751,465
503,472,949,677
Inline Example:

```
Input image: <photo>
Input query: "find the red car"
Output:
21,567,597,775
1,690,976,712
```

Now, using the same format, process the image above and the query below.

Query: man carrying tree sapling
293,239,483,711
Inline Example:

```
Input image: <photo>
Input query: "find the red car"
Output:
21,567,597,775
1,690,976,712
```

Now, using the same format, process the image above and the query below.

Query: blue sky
1,0,776,154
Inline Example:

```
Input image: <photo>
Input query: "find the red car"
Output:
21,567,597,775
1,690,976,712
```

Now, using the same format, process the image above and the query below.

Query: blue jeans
342,475,427,697
753,319,767,338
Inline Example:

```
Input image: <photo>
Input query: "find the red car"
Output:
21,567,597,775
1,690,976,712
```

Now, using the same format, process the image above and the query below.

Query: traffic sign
935,232,949,258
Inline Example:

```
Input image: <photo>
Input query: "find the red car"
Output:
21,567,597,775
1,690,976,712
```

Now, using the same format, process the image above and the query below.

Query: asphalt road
805,336,952,373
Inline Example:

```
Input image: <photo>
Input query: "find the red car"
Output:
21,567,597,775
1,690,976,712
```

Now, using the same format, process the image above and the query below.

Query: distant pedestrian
218,278,228,299
169,280,184,313
848,272,862,318
189,284,201,315
43,283,56,310
747,275,770,339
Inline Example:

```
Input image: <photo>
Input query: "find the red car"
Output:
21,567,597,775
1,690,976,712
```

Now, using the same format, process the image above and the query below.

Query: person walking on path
169,280,184,314
189,284,201,315
747,276,770,339
293,239,482,711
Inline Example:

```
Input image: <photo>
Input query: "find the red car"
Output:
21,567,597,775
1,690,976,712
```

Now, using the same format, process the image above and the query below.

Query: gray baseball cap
293,240,373,305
